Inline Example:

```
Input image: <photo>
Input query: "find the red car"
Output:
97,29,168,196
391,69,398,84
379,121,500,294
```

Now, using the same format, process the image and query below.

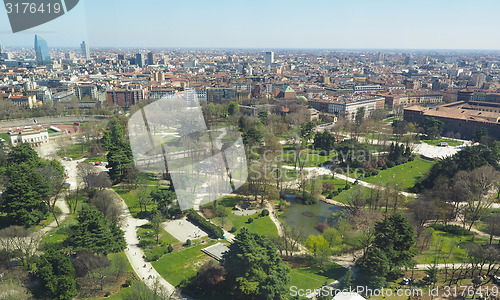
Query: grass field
0,132,9,141
211,207,279,238
137,223,179,246
41,214,77,245
422,138,463,147
415,230,490,264
153,239,219,286
113,185,158,218
361,158,435,191
288,263,346,291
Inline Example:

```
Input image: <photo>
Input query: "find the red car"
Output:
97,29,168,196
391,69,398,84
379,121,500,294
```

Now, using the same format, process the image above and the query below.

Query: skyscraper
80,41,90,60
265,51,274,66
34,35,51,65
136,53,145,67
147,52,155,65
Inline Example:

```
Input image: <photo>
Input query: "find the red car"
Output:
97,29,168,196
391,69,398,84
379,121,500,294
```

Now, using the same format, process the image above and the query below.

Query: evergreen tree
222,228,290,300
67,205,126,253
372,213,417,272
36,249,77,300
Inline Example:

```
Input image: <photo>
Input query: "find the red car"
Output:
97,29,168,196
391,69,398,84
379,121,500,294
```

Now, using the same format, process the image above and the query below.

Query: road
0,115,109,129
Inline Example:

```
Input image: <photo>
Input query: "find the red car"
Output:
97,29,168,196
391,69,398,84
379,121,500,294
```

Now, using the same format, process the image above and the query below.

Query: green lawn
113,185,158,218
289,263,346,291
42,214,77,246
282,149,332,167
211,208,279,238
422,138,463,147
361,158,435,191
0,132,9,141
137,223,179,246
415,230,490,264
153,239,219,286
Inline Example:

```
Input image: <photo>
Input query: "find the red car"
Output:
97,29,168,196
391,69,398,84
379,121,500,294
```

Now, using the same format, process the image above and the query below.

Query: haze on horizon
1,0,500,50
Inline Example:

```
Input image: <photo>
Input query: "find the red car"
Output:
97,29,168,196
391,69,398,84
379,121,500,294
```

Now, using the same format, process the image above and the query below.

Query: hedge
430,224,474,236
187,210,224,239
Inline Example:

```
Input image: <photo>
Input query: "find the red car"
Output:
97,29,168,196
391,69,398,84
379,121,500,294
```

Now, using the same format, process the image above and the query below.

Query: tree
341,269,354,290
66,205,126,253
473,127,488,143
36,249,77,300
222,228,290,300
355,107,365,125
103,118,134,183
72,251,112,291
258,111,269,125
37,164,65,226
0,226,42,267
228,101,239,116
454,165,500,230
359,247,390,288
1,165,49,227
422,117,443,140
88,190,122,224
372,213,417,273
150,208,163,244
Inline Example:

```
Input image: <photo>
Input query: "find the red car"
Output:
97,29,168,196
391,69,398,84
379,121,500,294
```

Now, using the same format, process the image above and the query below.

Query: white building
8,126,49,146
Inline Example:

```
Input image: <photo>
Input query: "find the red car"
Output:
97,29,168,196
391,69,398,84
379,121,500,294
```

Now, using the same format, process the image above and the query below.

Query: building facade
34,35,51,65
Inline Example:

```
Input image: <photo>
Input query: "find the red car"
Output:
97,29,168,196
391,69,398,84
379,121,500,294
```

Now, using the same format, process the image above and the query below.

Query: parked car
94,162,101,166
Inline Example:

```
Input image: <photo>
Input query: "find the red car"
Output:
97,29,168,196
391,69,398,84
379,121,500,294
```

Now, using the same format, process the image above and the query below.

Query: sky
1,0,500,50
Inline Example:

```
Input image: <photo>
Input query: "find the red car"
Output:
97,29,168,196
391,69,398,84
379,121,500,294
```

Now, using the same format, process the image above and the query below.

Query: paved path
111,189,184,299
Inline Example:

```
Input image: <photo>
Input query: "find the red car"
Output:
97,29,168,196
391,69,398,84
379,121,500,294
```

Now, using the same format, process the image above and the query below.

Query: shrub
430,224,474,236
303,193,319,205
186,239,192,246
247,218,254,224
230,226,237,232
337,187,344,193
167,244,174,253
261,209,269,217
124,279,133,287
386,161,396,168
344,184,351,190
187,210,224,239
371,170,379,176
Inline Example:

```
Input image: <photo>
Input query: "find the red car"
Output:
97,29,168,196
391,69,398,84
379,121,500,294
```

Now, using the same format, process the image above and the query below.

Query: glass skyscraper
80,41,90,60
34,35,51,65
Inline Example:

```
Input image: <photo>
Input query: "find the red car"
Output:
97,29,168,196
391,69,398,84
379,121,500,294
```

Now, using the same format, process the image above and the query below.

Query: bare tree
0,226,42,267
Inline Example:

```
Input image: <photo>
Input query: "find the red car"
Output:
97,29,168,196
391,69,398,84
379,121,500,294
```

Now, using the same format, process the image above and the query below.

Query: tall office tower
378,52,385,62
265,51,274,66
80,41,90,60
34,35,51,65
404,55,411,65
136,53,145,67
147,52,155,65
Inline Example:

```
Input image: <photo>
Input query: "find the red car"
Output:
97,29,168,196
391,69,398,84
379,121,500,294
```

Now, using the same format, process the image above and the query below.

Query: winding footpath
111,190,183,299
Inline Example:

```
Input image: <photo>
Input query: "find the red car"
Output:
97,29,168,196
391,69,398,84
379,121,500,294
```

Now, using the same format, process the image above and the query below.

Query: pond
281,194,345,237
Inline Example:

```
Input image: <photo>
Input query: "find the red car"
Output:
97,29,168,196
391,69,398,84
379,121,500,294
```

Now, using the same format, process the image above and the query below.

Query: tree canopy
222,228,290,300
66,205,126,253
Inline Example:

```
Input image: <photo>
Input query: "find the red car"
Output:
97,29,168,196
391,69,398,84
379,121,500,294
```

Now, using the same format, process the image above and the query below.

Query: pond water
281,194,345,237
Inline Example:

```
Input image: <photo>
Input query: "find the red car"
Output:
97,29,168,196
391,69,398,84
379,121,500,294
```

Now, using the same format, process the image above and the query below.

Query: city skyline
1,0,500,49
